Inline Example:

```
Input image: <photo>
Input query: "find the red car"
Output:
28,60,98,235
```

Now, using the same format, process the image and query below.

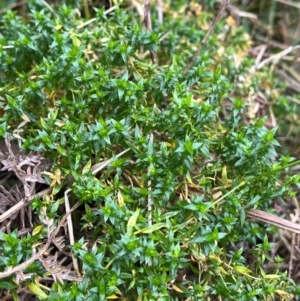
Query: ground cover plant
0,0,300,300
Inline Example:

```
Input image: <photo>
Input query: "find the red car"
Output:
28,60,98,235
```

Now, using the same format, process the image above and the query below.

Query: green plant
0,1,300,300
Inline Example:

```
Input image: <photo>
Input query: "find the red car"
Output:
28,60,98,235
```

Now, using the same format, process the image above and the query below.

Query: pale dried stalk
147,132,153,227
157,0,163,24
65,189,80,276
247,209,300,234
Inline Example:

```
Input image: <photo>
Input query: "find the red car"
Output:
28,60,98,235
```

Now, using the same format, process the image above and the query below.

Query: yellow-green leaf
265,274,280,279
220,266,230,275
127,209,140,232
222,165,227,184
233,265,252,275
32,225,43,235
52,183,63,195
57,145,68,156
71,35,81,47
117,190,124,207
138,223,166,234
40,117,47,130
107,294,121,299
275,290,294,298
28,282,48,299
172,284,184,293
82,159,92,175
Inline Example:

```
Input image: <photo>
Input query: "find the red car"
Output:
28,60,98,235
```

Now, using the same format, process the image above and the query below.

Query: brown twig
184,0,229,73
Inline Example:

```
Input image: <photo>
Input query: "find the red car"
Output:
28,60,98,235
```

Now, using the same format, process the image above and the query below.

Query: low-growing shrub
0,1,300,300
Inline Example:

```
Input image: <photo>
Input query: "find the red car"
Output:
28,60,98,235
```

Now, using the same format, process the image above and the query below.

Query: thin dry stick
288,198,300,277
277,69,300,93
0,187,52,223
224,1,257,20
143,0,155,228
147,133,153,227
76,5,118,29
289,233,295,278
282,63,300,83
157,0,163,24
184,0,229,73
0,201,80,279
254,45,267,67
64,189,80,276
255,45,300,70
144,0,157,64
144,0,152,32
247,209,300,234
275,0,300,9
91,148,130,175
40,0,56,15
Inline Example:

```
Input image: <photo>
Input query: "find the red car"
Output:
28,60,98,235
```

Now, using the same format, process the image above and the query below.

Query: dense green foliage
0,1,300,300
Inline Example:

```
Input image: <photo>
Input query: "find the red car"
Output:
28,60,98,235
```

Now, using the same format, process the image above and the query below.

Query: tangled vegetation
0,0,300,300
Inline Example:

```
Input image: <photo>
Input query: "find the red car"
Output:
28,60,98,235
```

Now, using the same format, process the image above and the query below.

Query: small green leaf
160,211,180,220
98,278,106,301
52,183,63,195
137,223,166,234
57,145,68,156
82,159,92,175
40,117,48,130
0,122,7,137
